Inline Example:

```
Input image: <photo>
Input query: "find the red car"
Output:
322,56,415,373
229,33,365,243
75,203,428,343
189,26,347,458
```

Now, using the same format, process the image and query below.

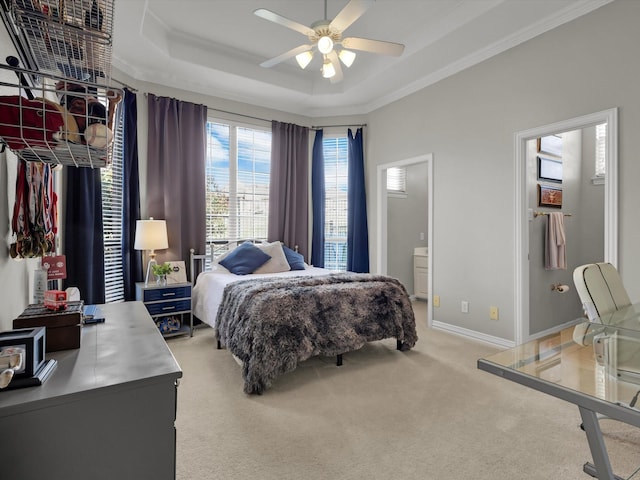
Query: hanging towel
545,212,566,270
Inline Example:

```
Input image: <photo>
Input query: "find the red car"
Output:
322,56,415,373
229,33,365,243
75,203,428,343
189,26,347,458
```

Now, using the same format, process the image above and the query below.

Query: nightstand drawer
143,285,191,302
145,299,191,316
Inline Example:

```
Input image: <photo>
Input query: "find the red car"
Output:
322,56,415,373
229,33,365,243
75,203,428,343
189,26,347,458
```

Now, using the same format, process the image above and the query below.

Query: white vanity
413,247,429,300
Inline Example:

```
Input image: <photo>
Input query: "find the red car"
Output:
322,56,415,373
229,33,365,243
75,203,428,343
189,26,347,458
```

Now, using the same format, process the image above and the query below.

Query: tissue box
13,301,83,351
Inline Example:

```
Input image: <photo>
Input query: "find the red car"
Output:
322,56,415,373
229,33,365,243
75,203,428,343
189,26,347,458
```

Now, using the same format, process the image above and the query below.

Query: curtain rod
208,107,272,123
112,77,138,93
208,108,367,130
138,96,366,130
311,124,367,129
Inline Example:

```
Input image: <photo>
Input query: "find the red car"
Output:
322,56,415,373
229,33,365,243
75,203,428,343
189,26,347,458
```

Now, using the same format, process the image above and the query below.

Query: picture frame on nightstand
166,261,187,284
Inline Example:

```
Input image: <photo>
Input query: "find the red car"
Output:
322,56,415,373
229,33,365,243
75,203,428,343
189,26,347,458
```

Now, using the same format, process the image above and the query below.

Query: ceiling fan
254,0,405,83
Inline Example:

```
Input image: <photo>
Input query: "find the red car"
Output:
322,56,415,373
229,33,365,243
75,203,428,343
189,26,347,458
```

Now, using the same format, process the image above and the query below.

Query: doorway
376,153,433,326
514,109,618,344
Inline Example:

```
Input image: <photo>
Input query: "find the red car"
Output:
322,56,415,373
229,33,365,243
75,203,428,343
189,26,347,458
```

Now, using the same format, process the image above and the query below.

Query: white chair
573,262,640,399
572,262,640,436
572,263,631,347
573,262,631,322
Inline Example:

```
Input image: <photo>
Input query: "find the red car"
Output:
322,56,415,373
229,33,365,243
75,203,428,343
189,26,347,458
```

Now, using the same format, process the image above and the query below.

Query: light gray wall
527,129,604,335
527,133,579,335
387,162,428,292
0,27,40,331
365,0,640,342
577,126,605,264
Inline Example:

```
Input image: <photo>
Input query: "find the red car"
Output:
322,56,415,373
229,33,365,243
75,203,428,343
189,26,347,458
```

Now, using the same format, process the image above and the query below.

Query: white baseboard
431,320,515,349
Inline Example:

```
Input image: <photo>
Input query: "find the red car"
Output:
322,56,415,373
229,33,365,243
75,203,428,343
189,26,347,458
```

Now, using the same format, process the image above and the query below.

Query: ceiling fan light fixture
317,36,334,55
295,50,314,69
322,58,336,78
338,49,356,67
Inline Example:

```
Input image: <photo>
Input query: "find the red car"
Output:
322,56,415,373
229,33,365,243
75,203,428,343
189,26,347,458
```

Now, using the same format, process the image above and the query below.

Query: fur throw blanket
215,273,418,394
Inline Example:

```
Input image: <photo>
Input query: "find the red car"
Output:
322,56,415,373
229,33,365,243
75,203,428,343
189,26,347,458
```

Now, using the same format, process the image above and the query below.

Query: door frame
514,108,618,344
376,153,433,327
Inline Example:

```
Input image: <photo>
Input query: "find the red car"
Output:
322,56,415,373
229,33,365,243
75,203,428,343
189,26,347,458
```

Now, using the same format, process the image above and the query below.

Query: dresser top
0,302,182,416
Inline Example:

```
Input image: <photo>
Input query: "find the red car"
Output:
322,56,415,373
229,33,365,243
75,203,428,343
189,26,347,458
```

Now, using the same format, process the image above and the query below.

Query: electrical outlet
490,306,499,320
433,295,440,307
461,301,469,313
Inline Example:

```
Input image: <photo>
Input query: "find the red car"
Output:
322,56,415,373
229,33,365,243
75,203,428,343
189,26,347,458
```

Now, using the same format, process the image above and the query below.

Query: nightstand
135,281,193,337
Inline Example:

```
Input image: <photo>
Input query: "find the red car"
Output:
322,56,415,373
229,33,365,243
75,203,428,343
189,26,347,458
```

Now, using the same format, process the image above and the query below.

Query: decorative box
0,326,46,378
13,301,83,352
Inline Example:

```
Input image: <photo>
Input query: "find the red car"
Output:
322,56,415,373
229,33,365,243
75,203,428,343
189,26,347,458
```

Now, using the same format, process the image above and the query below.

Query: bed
191,241,418,394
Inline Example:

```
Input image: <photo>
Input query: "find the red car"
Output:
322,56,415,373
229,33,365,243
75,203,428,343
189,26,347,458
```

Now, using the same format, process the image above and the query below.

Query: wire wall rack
0,62,122,168
6,0,114,83
0,0,120,168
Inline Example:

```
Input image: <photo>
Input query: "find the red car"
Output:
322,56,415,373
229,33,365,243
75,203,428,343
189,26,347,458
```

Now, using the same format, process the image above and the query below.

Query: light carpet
168,301,640,479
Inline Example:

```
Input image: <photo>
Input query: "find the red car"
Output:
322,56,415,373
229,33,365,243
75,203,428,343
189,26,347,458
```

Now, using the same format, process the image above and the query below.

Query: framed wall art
538,184,562,208
537,155,562,183
537,134,563,157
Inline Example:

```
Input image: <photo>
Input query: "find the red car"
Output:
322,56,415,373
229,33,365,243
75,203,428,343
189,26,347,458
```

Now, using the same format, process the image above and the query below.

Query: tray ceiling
112,0,612,117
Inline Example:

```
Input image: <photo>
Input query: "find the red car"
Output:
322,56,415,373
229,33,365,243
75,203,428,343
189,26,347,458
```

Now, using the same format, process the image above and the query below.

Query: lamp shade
295,50,313,69
338,49,356,68
322,59,336,79
134,219,168,251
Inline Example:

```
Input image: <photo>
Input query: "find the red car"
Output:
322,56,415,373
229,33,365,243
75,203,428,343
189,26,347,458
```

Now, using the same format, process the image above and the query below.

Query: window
101,104,125,302
595,123,607,177
205,121,271,255
323,136,348,271
387,166,406,195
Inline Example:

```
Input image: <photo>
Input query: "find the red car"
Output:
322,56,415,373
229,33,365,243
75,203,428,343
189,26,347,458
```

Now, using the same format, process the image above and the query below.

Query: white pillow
253,241,291,274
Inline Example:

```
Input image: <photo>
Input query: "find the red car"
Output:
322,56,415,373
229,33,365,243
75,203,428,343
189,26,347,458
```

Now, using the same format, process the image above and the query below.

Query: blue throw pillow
282,245,305,271
219,242,271,275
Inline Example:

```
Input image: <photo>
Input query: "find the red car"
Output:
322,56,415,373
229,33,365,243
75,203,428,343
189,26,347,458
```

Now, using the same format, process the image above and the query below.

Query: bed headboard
189,239,262,285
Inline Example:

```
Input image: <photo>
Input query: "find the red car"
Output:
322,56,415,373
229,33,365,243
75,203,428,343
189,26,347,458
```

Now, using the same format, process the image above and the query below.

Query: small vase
156,274,167,287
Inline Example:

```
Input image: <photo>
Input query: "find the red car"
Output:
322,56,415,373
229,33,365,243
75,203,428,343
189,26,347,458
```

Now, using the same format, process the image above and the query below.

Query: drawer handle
162,306,176,311
161,292,176,297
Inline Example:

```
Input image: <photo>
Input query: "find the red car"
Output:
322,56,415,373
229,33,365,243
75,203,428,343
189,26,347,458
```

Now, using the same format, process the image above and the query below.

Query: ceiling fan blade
260,44,313,68
328,50,343,84
342,37,405,56
329,0,374,33
254,8,315,37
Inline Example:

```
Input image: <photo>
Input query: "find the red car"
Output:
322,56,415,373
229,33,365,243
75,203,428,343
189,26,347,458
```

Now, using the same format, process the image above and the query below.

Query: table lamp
134,218,169,286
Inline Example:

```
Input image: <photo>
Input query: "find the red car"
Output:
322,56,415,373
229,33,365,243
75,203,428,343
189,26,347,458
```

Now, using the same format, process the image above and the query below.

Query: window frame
205,117,272,255
593,122,606,185
101,99,125,303
322,134,349,271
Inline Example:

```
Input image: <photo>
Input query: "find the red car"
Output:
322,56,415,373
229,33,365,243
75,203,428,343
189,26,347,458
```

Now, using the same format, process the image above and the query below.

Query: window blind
205,121,271,256
101,104,125,303
323,136,348,271
387,166,406,193
595,123,606,177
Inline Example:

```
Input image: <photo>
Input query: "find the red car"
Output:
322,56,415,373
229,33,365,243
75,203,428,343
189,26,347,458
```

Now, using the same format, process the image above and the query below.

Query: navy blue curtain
311,129,325,267
63,167,105,304
121,89,142,300
347,128,369,273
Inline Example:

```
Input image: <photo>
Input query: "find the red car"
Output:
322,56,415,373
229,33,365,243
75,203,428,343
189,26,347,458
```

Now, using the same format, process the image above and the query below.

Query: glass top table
478,307,640,480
